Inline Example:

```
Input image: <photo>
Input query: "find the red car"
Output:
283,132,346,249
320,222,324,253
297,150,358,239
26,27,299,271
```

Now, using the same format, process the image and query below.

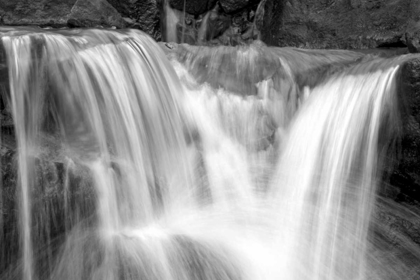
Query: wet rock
68,0,125,28
219,0,260,14
259,0,284,46
161,0,261,46
160,41,285,95
169,0,218,16
197,5,231,43
0,142,96,276
261,0,420,49
406,22,420,53
0,0,76,27
0,0,124,29
390,58,420,205
107,0,161,40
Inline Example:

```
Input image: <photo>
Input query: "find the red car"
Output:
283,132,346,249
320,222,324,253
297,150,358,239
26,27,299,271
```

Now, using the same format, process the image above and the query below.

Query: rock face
406,22,420,53
261,0,420,49
161,1,261,45
219,0,260,14
392,58,420,205
0,0,76,27
68,0,125,28
1,0,420,49
0,0,125,28
107,0,162,40
169,0,218,16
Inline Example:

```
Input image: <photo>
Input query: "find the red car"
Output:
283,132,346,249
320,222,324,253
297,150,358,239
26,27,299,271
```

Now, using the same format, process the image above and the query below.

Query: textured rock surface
0,0,124,28
0,135,96,277
161,2,260,45
0,0,76,27
107,0,161,40
406,22,420,53
68,0,125,28
390,58,420,205
169,0,218,16
261,0,420,49
219,0,260,14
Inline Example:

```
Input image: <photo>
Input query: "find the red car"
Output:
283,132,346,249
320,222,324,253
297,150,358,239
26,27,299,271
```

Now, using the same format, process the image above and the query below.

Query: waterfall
0,28,419,280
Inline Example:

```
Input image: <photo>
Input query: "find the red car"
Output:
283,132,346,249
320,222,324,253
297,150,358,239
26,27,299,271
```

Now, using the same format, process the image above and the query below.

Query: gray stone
68,0,125,28
261,0,420,49
0,0,76,27
219,0,260,14
406,22,420,53
107,0,161,40
169,0,218,16
0,0,125,28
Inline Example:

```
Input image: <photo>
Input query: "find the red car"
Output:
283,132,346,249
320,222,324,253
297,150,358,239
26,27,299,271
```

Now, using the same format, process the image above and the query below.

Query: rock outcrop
107,0,161,40
169,0,218,16
0,0,125,28
406,22,420,53
1,0,420,49
260,0,420,50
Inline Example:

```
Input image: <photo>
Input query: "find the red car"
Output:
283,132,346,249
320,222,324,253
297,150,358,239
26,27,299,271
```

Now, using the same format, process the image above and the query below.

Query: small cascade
269,63,400,280
0,28,419,280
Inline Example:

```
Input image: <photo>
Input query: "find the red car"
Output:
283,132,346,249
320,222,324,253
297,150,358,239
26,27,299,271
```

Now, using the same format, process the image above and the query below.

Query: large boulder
0,0,125,28
261,0,420,49
67,0,125,28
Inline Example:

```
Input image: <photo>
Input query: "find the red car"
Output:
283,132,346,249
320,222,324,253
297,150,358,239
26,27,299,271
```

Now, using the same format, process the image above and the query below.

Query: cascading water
0,28,419,280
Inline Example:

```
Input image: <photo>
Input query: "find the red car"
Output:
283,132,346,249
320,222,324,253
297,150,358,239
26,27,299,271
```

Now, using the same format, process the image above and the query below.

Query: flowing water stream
0,28,419,280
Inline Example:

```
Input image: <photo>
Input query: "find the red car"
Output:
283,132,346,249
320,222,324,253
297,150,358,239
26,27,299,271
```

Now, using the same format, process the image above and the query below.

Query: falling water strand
3,34,49,280
270,65,400,280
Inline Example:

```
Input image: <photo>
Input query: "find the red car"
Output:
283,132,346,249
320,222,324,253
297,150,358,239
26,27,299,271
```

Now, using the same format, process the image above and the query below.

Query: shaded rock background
106,0,162,40
261,0,420,50
0,0,420,51
0,0,125,28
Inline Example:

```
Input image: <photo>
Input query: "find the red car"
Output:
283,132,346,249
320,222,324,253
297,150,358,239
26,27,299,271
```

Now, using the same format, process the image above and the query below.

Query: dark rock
107,0,161,40
197,6,231,43
68,0,125,28
406,22,420,53
0,0,76,27
390,57,420,205
0,143,96,277
176,23,197,45
161,0,260,45
169,0,218,16
0,0,124,28
261,0,420,49
219,0,260,14
260,0,284,46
